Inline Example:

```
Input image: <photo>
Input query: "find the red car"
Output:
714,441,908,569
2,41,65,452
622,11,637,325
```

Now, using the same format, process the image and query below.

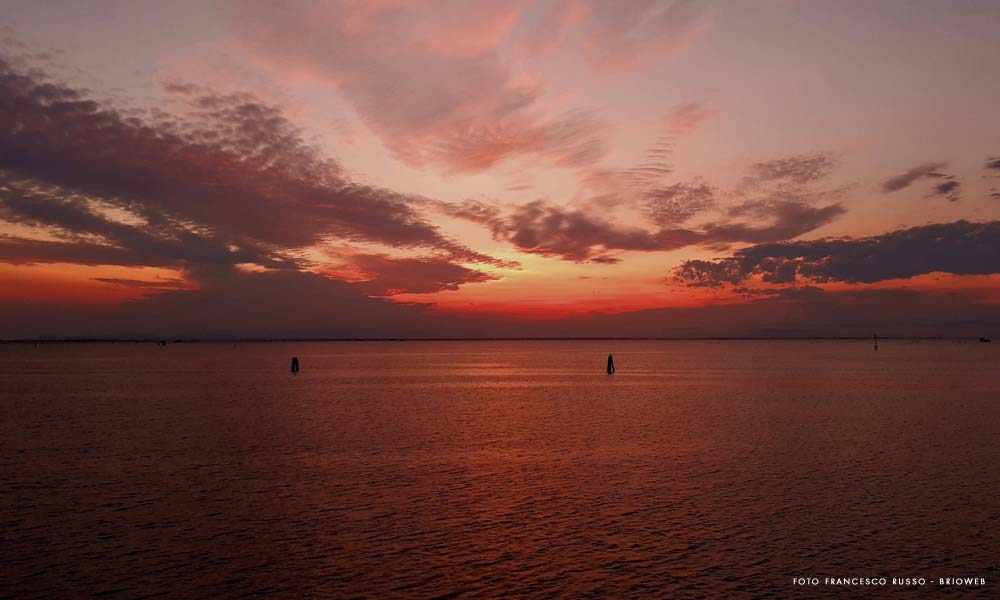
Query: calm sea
1,340,998,598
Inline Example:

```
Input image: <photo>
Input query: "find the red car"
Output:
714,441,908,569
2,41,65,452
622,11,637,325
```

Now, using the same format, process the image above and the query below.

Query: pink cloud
415,2,525,58
581,0,711,73
223,1,712,173
663,101,717,137
226,0,609,173
520,0,592,56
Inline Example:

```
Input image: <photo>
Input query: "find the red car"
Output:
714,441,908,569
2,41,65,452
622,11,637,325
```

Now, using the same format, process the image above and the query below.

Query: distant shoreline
0,336,979,344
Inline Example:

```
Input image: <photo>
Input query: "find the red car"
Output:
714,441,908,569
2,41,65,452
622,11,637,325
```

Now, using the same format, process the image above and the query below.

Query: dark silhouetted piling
291,356,300,373
607,354,615,375
873,333,878,351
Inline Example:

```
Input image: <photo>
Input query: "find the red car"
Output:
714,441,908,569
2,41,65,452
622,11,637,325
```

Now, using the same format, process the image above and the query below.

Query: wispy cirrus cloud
611,101,716,193
984,155,1000,200
662,101,717,138
520,0,591,57
421,108,609,173
881,161,961,201
224,1,711,175
580,0,712,72
225,0,612,174
930,179,961,201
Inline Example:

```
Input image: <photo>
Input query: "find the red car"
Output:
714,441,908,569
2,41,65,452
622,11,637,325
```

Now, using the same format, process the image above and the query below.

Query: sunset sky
2,0,999,338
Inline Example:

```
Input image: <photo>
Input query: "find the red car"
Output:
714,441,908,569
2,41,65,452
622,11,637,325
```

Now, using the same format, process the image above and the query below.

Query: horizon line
1,336,987,344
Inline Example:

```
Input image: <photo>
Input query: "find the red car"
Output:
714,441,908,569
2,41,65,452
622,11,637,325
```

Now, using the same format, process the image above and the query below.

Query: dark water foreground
1,340,998,598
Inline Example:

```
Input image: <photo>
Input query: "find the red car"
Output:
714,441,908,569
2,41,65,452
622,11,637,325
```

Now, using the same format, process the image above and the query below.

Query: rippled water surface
2,340,998,598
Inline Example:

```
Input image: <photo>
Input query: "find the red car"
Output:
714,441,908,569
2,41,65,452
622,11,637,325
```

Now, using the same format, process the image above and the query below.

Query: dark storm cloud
0,56,501,272
673,220,1000,287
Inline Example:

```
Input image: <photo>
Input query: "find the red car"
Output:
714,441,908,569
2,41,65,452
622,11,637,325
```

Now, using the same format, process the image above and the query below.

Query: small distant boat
980,337,992,343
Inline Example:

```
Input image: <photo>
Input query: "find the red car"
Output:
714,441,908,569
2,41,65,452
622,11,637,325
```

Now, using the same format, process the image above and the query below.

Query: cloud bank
674,220,1000,287
0,54,506,296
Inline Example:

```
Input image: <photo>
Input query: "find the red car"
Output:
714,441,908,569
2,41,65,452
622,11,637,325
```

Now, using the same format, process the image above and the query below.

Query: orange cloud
0,263,191,304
